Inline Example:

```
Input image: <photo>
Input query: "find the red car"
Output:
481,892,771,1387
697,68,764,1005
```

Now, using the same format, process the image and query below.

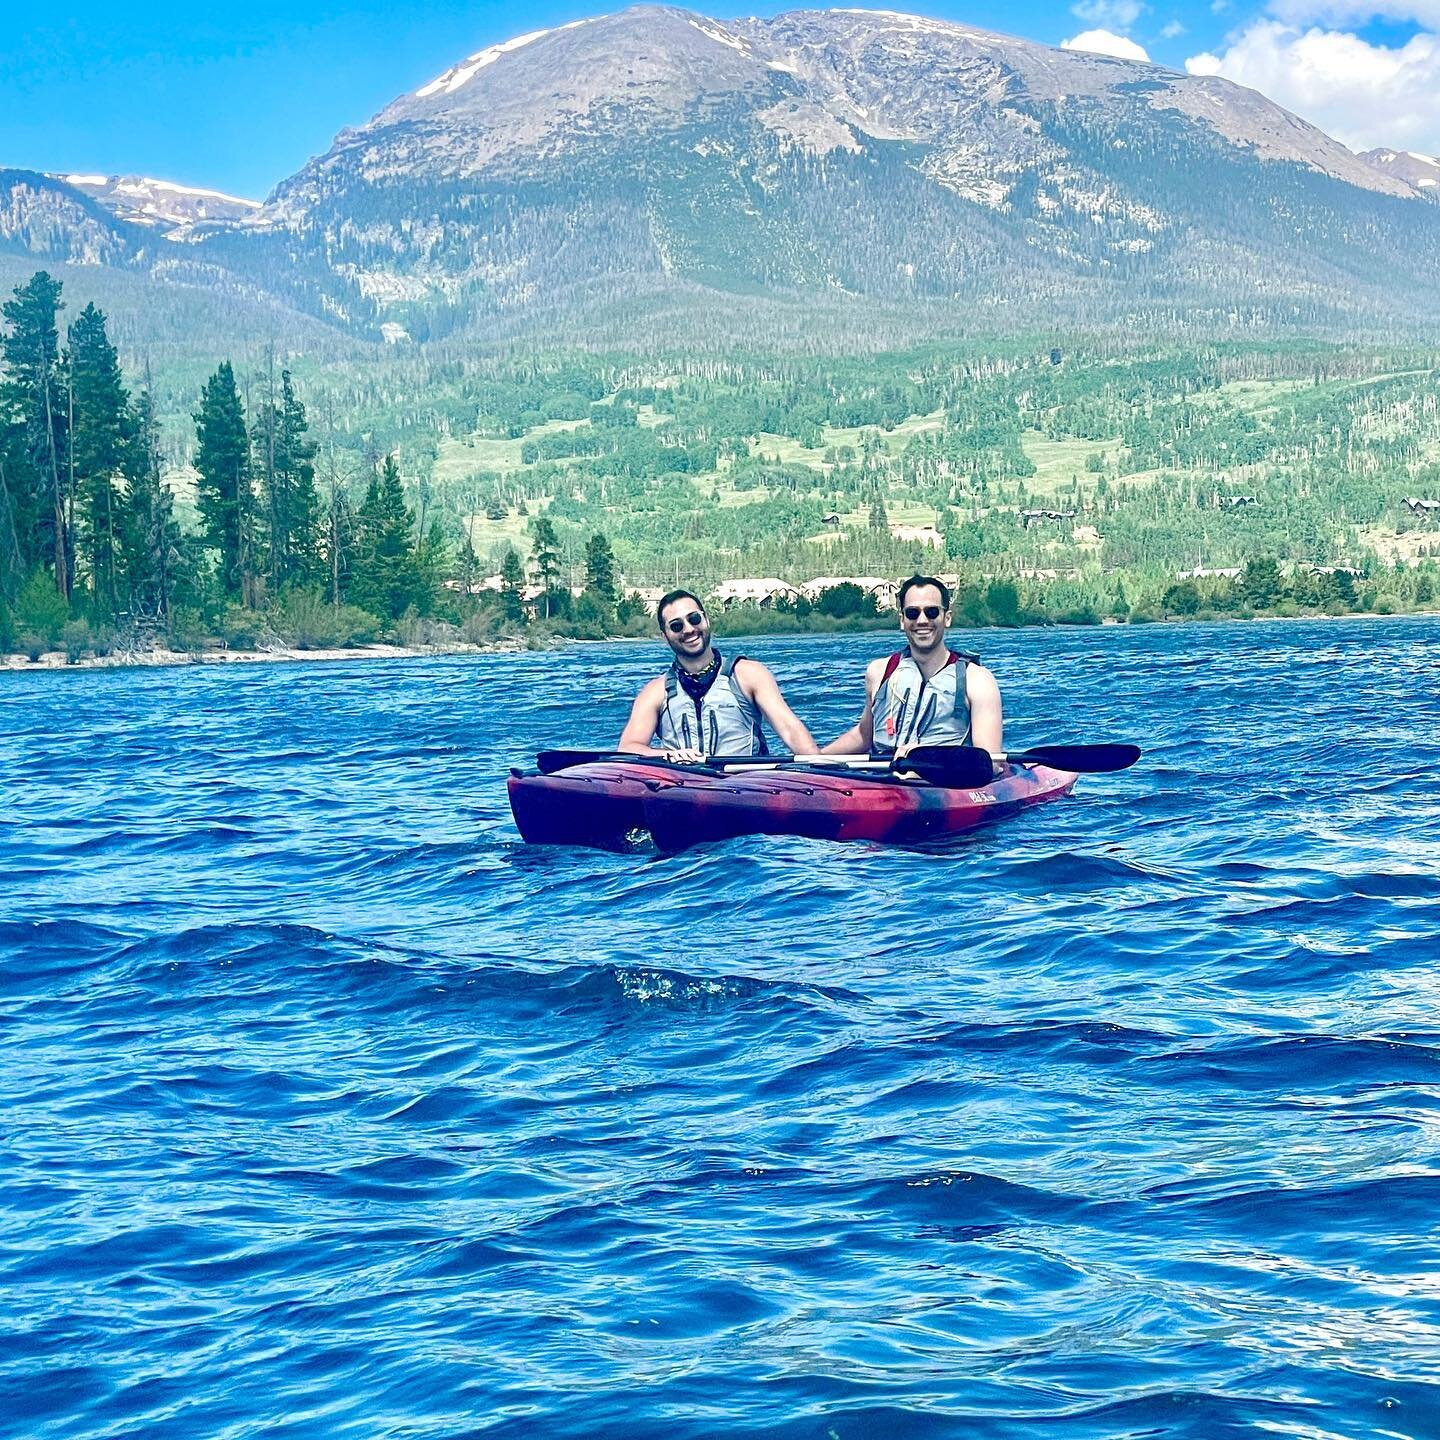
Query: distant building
1403,496,1440,514
1177,567,1242,580
821,512,843,527
708,578,801,609
801,576,901,609
1019,509,1076,528
1220,495,1260,509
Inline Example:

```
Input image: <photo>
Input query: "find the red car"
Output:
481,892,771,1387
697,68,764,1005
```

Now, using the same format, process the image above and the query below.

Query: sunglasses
666,611,706,633
903,605,944,621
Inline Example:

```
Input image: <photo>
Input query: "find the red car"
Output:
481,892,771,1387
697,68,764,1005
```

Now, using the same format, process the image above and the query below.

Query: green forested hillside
3,264,1438,660
415,342,1440,590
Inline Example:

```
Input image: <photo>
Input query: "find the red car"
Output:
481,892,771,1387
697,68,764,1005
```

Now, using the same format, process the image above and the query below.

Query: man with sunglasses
823,574,1003,759
617,589,819,762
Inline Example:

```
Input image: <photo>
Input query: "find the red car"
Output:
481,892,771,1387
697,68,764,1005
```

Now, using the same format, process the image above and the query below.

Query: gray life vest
655,654,767,757
871,648,976,754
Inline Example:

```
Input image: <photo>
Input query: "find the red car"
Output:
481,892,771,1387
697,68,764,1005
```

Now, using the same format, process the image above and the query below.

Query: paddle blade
1013,743,1141,773
897,745,996,788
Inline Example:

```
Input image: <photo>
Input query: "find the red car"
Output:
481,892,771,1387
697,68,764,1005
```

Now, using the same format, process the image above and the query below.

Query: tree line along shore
3,269,1438,667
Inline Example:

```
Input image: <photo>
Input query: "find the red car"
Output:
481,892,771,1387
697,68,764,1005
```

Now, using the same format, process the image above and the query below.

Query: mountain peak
54,173,260,231
1359,147,1440,200
9,6,1440,340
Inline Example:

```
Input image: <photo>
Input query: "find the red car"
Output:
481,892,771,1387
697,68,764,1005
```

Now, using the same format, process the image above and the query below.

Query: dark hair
897,574,951,610
656,589,705,628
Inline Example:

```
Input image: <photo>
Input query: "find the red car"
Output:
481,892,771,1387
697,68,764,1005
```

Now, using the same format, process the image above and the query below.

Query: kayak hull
509,760,1075,852
506,759,685,850
644,763,1074,851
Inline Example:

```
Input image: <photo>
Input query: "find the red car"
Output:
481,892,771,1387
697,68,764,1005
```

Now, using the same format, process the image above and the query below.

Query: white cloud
1072,0,1147,26
1267,0,1440,25
1183,21,1440,153
1062,27,1153,59
1161,19,1188,36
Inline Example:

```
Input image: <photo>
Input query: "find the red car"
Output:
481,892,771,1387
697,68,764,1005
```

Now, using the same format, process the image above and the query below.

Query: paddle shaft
536,743,1139,783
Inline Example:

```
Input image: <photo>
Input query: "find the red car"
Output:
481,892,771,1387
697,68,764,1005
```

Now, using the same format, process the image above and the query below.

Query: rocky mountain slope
58,174,261,232
5,6,1440,346
1359,148,1440,202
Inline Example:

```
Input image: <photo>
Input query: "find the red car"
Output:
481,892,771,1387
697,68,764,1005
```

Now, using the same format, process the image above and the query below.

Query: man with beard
617,589,818,762
823,574,1003,759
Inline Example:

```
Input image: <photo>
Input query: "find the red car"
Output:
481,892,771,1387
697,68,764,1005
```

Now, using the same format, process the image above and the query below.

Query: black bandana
677,650,721,702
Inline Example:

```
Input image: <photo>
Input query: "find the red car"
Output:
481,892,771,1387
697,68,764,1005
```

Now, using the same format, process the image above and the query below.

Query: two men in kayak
823,575,1002,758
618,576,1000,761
617,589,819,762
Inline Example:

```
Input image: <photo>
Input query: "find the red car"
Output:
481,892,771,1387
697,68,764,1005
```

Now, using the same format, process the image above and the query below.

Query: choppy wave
3,617,1439,1439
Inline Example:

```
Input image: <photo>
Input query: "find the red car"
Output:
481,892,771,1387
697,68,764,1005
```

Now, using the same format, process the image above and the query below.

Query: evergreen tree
352,453,422,620
253,366,321,592
456,529,480,594
530,515,562,618
583,531,618,607
499,547,526,623
67,303,128,612
118,388,181,623
1241,557,1284,609
416,516,449,611
194,361,254,604
0,272,69,595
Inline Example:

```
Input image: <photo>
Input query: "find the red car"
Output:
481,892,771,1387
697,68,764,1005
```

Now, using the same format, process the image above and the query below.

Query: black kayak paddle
899,742,1141,788
535,743,1140,784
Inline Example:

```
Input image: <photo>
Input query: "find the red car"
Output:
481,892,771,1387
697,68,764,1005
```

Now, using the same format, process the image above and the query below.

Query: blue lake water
3,617,1439,1439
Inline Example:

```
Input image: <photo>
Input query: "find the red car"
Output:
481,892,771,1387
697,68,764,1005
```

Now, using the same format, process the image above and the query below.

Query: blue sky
3,1,1437,198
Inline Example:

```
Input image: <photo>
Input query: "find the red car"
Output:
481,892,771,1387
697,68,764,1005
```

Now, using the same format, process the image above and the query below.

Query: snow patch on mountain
687,17,750,54
416,20,590,97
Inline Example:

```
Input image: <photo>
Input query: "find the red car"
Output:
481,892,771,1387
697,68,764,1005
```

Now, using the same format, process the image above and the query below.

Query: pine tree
253,365,321,593
499,546,526,624
530,515,562,618
67,303,128,613
194,361,254,604
416,516,449,611
352,453,421,620
278,371,321,587
0,272,69,595
583,531,618,611
456,529,480,594
118,388,181,623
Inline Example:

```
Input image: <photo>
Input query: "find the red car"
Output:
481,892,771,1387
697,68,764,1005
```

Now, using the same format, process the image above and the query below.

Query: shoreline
1,641,510,672
4,607,1435,674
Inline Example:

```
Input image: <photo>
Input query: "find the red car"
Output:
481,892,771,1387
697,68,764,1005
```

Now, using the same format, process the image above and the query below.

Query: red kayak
506,757,687,850
507,759,1076,852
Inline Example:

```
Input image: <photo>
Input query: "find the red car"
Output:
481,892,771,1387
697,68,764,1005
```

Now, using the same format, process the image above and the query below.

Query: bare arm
737,660,817,755
967,663,1003,755
822,660,880,755
617,677,677,757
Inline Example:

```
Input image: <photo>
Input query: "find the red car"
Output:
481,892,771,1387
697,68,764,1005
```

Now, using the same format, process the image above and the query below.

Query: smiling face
659,597,712,665
899,582,950,657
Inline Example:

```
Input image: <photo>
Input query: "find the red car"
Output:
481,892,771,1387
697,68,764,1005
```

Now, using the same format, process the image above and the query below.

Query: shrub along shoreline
5,582,1433,673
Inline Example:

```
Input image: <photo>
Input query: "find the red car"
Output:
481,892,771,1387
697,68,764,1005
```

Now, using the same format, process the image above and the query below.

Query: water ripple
3,618,1439,1439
